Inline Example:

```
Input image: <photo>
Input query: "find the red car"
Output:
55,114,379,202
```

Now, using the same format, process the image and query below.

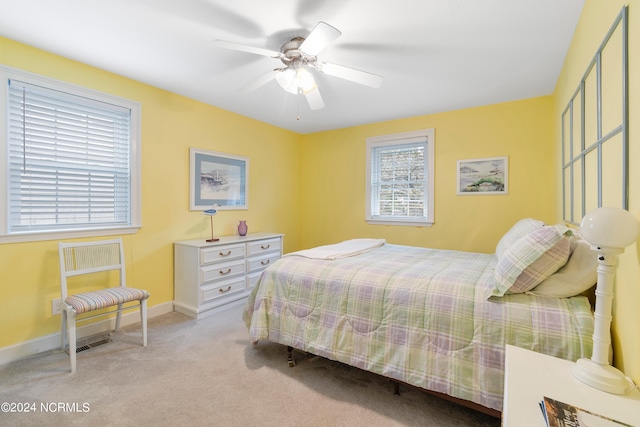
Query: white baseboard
0,301,174,367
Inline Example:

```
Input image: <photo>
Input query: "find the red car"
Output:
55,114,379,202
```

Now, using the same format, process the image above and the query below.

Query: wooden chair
58,238,149,373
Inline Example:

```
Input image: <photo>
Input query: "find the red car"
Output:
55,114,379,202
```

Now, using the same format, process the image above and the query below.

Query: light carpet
0,303,500,426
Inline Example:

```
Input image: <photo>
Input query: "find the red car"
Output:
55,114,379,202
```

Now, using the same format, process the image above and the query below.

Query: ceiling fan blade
304,86,325,110
212,40,281,58
240,70,278,94
299,22,341,56
319,62,383,88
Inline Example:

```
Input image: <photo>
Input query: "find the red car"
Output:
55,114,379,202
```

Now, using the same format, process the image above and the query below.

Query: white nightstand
503,345,640,426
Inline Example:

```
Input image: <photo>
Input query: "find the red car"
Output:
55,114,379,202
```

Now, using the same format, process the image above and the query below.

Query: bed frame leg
391,380,400,396
287,346,295,367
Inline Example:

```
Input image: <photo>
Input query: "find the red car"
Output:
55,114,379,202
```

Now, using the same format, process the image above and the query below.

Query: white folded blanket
285,238,386,260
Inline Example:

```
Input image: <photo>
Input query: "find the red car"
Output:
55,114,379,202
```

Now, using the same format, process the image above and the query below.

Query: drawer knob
261,260,270,266
219,268,232,275
219,250,231,256
219,285,232,294
260,244,270,250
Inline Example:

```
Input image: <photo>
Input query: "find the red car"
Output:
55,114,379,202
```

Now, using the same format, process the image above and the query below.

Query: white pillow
492,224,572,296
527,237,598,298
495,218,544,260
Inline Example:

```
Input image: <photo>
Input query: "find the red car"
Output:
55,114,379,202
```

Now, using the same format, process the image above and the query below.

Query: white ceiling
0,0,585,134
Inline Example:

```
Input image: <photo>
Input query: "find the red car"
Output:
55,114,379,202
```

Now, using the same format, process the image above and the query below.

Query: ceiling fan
213,22,383,110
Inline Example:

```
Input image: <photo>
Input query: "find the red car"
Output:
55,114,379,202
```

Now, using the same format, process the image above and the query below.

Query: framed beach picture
457,156,508,195
190,148,248,210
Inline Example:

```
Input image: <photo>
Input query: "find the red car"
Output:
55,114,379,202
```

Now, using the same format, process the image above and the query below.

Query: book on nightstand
539,396,633,427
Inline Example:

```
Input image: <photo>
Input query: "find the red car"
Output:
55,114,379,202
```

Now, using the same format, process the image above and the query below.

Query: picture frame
457,156,508,195
190,147,249,210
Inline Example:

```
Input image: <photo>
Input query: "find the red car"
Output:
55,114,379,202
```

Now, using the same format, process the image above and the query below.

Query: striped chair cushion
65,288,149,315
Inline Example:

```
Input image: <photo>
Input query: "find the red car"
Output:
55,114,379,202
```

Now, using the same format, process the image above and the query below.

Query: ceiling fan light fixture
276,68,296,92
295,67,317,94
276,66,317,95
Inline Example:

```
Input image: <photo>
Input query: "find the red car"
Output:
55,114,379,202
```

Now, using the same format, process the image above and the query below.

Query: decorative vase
238,220,248,236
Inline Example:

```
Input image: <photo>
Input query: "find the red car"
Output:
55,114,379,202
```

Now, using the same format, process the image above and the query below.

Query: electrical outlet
52,298,62,315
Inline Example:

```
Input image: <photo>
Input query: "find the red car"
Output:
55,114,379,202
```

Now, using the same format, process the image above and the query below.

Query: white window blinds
366,128,434,226
369,137,427,220
7,79,132,233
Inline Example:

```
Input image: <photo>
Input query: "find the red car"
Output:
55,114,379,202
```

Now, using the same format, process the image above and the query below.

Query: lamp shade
295,67,317,93
276,69,295,93
580,207,639,249
276,67,317,95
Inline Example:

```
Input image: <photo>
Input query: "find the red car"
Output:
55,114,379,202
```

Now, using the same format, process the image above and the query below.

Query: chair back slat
62,243,122,275
59,238,127,300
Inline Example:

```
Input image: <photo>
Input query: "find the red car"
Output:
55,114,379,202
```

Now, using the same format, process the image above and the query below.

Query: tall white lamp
573,207,639,394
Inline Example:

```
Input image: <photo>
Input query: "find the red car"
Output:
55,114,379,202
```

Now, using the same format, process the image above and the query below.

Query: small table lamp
203,207,219,242
573,206,639,394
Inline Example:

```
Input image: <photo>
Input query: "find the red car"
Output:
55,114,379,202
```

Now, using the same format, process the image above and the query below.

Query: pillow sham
492,224,572,297
495,218,544,260
526,237,598,298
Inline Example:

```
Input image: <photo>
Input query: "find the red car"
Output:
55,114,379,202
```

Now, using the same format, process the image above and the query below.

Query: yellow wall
0,37,302,348
299,96,556,254
554,0,640,384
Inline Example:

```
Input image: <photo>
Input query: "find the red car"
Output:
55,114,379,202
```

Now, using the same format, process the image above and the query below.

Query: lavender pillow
495,218,544,260
492,225,572,296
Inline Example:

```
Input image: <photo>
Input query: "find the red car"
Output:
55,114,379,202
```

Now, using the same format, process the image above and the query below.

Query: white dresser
173,232,283,319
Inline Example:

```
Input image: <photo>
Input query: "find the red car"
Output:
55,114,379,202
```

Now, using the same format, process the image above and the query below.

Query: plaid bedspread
243,244,594,411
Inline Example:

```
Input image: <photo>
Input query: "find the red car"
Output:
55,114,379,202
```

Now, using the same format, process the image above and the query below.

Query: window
366,129,434,226
0,66,141,243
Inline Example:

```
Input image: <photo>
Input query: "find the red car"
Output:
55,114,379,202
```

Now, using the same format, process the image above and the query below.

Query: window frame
365,128,435,226
0,65,142,244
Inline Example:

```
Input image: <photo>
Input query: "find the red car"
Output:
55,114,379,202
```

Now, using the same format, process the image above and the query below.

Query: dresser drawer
247,253,280,274
247,238,281,256
200,258,245,283
201,276,245,303
200,243,245,265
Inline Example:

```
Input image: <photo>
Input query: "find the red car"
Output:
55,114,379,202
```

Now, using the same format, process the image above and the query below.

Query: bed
242,219,597,412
